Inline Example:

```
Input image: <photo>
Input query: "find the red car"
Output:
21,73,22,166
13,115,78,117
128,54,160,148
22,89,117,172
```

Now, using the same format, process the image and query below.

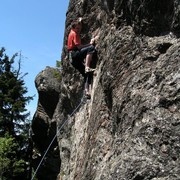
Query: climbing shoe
85,93,91,99
85,67,96,73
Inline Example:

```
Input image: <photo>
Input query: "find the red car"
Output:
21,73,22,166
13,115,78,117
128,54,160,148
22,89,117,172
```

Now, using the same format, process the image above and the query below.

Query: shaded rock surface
32,67,61,180
32,0,180,180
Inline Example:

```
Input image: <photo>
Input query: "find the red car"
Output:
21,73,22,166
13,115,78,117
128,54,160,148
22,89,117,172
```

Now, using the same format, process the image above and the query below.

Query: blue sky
0,0,69,118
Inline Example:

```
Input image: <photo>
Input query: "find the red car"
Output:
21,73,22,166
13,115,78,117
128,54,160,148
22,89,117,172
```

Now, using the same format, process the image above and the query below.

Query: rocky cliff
32,0,180,180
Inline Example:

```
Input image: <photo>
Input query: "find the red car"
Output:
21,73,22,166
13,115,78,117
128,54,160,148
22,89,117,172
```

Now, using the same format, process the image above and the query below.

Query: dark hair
71,20,81,29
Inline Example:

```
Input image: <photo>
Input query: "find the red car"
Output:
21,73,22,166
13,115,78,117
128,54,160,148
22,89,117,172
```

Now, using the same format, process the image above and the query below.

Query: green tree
0,136,13,179
0,47,33,179
0,47,33,136
56,60,61,68
0,136,18,179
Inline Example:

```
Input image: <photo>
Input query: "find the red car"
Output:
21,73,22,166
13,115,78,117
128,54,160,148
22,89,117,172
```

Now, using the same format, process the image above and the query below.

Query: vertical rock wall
58,0,180,179
32,67,61,180
32,0,180,179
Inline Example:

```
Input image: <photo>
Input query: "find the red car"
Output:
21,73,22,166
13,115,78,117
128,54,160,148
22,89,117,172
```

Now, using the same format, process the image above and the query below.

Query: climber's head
71,18,82,33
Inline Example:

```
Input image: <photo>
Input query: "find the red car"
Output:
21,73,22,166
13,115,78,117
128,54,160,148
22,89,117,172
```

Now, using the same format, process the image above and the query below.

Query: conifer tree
0,47,33,136
0,47,33,179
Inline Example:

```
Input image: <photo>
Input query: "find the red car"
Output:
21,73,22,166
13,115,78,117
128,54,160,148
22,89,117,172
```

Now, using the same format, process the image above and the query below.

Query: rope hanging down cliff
31,93,87,180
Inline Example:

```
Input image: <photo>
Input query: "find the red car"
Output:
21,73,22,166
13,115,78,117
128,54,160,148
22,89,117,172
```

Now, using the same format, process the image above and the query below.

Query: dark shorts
70,45,95,74
71,45,95,62
69,45,95,84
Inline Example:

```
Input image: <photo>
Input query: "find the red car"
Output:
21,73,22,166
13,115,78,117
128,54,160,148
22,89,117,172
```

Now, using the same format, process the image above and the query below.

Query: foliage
56,60,61,68
0,47,33,136
0,47,33,179
0,135,30,179
13,159,26,177
53,68,62,81
0,136,15,178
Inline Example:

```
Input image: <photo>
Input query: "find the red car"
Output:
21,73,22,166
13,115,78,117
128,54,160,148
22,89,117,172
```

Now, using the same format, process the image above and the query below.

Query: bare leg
85,79,89,94
85,53,92,68
85,82,91,99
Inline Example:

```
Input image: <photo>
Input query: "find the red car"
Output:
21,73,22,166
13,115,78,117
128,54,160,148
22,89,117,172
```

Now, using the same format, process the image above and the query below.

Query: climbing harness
31,94,86,180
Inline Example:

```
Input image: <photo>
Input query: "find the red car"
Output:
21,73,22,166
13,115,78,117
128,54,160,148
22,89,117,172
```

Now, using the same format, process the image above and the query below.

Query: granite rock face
32,0,180,180
32,67,61,180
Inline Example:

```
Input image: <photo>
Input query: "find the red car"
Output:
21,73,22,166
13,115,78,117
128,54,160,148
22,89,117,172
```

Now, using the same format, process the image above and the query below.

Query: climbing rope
31,94,86,180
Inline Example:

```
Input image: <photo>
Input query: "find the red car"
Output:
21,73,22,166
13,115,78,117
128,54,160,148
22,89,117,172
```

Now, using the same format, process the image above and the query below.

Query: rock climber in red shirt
67,17,96,99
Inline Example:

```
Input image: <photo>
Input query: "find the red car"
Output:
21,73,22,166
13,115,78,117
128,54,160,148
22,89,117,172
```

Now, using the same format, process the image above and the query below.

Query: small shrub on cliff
53,68,62,81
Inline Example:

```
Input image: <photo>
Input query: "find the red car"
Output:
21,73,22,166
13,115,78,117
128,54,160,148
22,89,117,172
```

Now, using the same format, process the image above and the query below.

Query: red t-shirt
67,29,81,50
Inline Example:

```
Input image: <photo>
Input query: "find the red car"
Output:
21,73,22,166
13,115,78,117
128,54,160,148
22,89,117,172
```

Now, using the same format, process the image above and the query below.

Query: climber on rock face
67,17,96,99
